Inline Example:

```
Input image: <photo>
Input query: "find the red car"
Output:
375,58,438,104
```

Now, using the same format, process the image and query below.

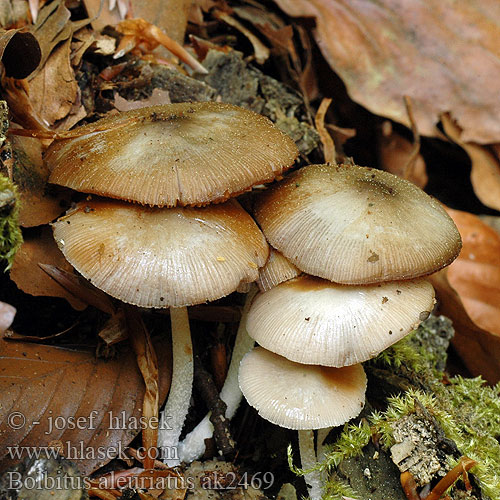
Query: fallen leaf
214,9,270,65
445,208,500,337
4,135,70,227
442,114,500,211
0,335,172,475
0,302,16,333
39,264,115,315
480,215,500,235
0,0,30,29
98,310,128,345
30,0,72,70
430,270,500,384
273,0,500,144
28,37,78,126
429,207,500,383
125,306,159,470
315,98,335,163
83,0,123,32
0,29,41,79
2,78,50,131
10,226,86,310
378,121,427,188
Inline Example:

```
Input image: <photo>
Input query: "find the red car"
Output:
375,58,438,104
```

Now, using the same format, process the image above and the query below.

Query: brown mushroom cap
247,275,435,367
254,164,462,284
47,102,298,207
257,248,301,292
52,198,269,307
239,347,366,430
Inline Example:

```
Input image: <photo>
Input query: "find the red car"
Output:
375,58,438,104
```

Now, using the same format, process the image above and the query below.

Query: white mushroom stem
316,427,331,461
177,285,258,463
158,306,193,467
299,430,323,500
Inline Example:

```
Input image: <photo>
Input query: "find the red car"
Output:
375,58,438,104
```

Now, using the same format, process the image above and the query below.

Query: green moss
433,377,500,498
322,476,358,500
0,174,22,270
321,422,372,470
373,334,425,373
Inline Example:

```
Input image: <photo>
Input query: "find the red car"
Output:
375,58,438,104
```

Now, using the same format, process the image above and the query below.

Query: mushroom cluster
47,102,299,464
238,164,462,499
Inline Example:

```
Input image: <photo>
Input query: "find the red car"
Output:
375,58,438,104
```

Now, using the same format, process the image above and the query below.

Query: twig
424,456,477,500
400,471,420,500
193,355,236,460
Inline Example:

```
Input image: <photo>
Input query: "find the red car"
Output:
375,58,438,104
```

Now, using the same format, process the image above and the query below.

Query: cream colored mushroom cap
47,102,298,207
257,248,301,292
247,275,435,366
254,164,462,284
239,347,366,430
52,198,269,307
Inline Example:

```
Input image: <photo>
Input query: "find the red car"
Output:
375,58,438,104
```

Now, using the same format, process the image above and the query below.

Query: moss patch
0,174,22,270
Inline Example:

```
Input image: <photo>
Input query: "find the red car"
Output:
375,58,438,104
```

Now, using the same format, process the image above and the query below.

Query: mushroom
254,163,462,283
237,163,461,497
52,197,269,464
257,248,301,292
247,275,435,366
239,347,367,500
46,102,299,207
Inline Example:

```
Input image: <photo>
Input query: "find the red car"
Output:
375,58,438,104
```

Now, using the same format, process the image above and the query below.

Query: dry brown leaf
442,114,500,211
83,0,124,32
39,264,116,315
315,97,335,163
10,226,86,310
233,5,319,101
378,121,427,188
125,306,159,470
429,207,500,382
253,21,295,58
31,0,72,70
214,9,270,65
0,336,172,475
430,270,500,384
445,208,500,337
0,0,30,29
28,37,78,126
294,25,319,103
4,135,69,227
0,29,41,79
98,309,128,345
480,215,500,235
273,0,500,144
2,77,51,131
